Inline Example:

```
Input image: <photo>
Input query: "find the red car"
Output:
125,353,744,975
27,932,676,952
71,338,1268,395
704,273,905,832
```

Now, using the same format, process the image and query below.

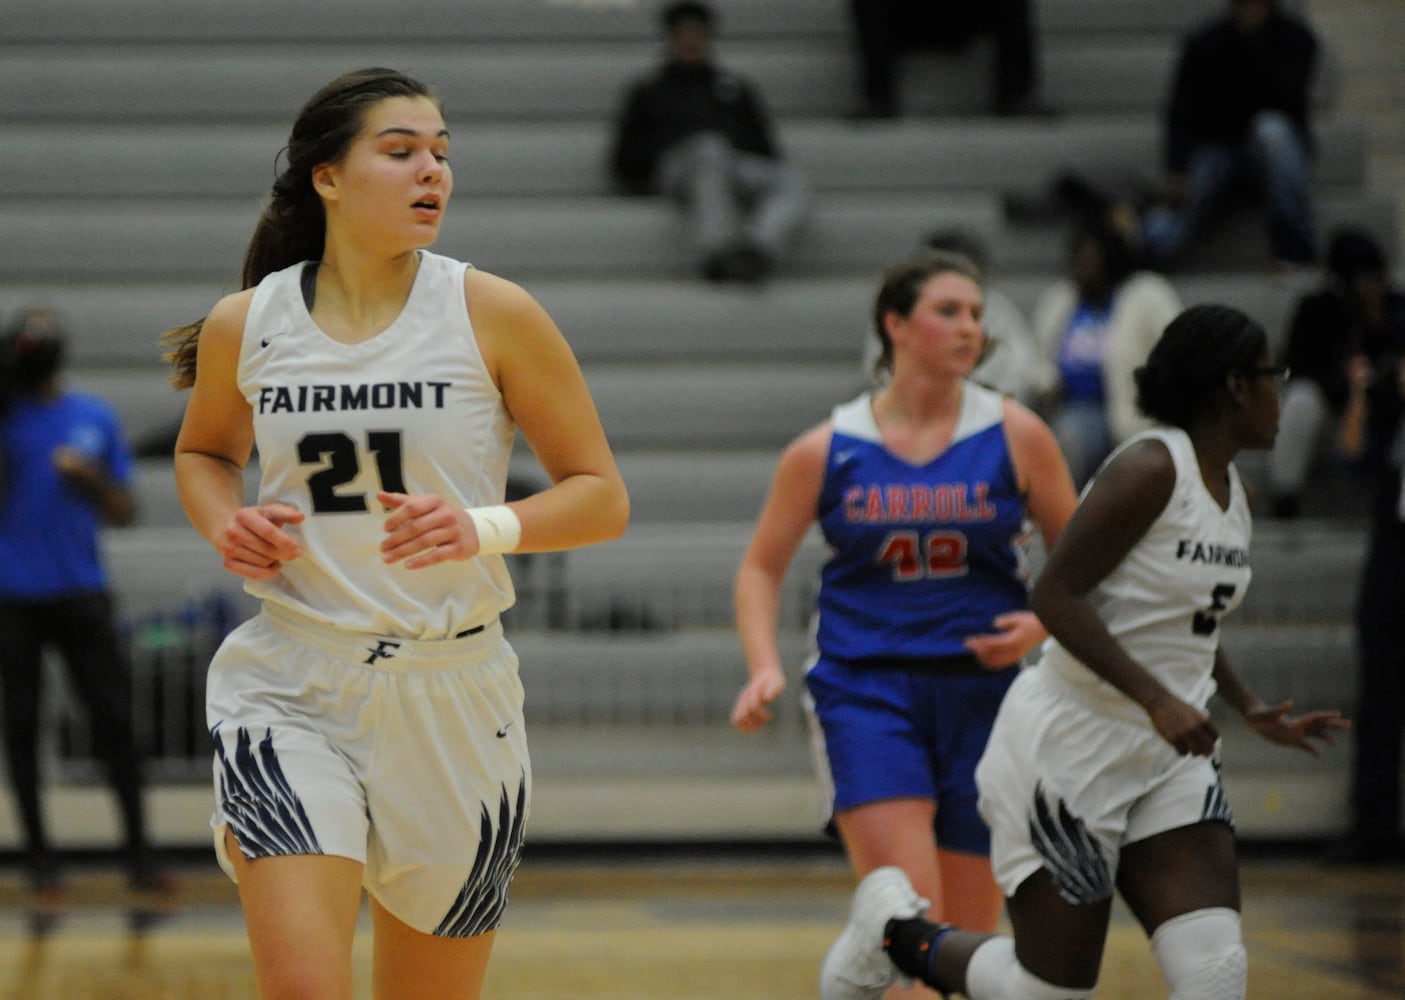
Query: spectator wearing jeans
609,1,812,284
1141,0,1319,270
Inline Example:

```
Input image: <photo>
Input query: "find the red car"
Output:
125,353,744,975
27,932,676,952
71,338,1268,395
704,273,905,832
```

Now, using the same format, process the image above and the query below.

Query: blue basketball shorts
803,655,1018,855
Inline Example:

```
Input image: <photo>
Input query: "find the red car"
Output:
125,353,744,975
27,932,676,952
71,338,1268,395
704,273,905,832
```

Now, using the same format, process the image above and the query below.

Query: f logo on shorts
365,639,402,665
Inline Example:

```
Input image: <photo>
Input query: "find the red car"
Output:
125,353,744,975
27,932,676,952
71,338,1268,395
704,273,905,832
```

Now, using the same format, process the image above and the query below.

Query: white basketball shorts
975,666,1232,904
206,602,531,937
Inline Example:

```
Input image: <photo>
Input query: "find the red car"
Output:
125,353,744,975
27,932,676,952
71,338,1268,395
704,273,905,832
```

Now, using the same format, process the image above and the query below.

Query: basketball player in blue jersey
163,69,628,1000
732,251,1078,976
820,305,1350,1000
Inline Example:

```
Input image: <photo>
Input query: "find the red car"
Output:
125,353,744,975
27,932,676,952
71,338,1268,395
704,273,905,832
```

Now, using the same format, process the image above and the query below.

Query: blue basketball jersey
813,383,1030,662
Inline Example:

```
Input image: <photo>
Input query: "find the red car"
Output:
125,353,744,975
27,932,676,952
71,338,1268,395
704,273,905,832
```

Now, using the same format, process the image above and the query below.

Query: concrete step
39,276,878,370
127,447,785,533
1,0,1225,44
0,34,1248,125
20,270,1325,370
2,186,1387,285
0,117,1369,200
81,357,866,463
0,192,1003,282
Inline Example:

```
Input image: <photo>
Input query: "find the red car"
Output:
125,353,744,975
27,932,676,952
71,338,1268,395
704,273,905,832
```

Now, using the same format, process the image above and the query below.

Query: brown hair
869,249,983,378
162,68,439,388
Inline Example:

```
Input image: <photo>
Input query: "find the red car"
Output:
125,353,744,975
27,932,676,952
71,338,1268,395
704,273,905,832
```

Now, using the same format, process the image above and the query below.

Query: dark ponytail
163,68,439,389
1135,304,1268,429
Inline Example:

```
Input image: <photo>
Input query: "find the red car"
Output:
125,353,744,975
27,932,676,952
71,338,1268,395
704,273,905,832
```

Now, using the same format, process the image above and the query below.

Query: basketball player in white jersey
820,304,1349,1000
164,68,628,1000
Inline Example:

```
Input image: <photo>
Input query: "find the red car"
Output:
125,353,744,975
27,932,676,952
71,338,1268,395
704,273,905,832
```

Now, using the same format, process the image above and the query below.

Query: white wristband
464,505,522,555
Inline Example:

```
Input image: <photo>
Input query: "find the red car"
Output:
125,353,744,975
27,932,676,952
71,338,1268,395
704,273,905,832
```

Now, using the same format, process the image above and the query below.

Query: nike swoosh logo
496,722,514,738
260,331,289,348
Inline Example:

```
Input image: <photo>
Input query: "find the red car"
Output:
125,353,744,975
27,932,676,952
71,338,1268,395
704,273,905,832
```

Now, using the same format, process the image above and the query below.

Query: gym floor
0,846,1400,999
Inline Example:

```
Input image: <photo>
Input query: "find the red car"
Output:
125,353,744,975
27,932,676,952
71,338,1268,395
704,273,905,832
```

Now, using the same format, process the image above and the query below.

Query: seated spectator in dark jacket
1141,0,1319,270
1268,226,1405,517
609,1,812,284
846,0,1046,120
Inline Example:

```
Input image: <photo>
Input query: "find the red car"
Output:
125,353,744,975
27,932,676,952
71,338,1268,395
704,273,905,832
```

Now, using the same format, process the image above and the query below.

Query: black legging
1352,510,1405,844
0,591,152,882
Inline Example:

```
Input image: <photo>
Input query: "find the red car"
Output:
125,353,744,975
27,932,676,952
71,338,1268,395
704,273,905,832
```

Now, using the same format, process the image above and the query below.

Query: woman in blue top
0,308,166,904
1030,218,1182,487
732,251,1077,951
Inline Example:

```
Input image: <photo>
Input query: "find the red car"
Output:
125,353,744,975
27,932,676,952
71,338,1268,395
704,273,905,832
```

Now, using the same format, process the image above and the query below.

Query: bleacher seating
0,0,1381,845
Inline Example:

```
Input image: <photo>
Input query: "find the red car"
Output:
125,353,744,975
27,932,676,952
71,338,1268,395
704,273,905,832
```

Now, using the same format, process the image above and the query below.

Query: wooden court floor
0,848,1401,999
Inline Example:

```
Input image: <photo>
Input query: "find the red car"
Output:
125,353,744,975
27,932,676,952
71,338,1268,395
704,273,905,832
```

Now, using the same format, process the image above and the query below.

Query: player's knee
1151,907,1247,1000
964,937,1095,1000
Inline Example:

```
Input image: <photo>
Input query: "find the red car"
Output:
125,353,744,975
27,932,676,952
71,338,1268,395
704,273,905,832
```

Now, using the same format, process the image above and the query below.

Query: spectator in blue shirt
0,308,167,908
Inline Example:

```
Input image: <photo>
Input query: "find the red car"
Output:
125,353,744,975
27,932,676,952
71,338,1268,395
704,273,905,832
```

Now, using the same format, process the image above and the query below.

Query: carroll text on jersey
843,482,997,524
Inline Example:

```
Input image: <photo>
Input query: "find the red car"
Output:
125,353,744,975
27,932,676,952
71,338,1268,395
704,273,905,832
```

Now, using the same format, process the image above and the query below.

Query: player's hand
731,665,786,733
379,491,478,569
52,445,100,482
1245,700,1350,757
964,611,1047,669
1146,692,1219,757
218,503,304,580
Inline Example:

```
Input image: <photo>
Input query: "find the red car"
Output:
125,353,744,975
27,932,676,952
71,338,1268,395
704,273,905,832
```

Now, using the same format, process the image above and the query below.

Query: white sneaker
819,866,930,1000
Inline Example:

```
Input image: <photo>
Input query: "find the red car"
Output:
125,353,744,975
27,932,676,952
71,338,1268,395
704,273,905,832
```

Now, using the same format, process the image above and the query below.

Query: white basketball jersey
237,251,516,638
1039,426,1253,724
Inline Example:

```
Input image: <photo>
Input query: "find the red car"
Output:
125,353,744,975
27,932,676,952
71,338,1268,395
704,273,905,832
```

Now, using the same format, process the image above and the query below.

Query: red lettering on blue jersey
844,482,997,523
885,485,910,520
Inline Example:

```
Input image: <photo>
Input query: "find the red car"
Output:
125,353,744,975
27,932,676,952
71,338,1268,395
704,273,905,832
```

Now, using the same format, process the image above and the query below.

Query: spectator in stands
846,0,1047,120
819,304,1348,1000
0,308,169,909
1141,0,1320,270
861,230,1040,406
1327,253,1405,864
1030,217,1183,487
164,67,628,1000
1269,226,1405,518
733,251,1077,952
609,1,812,284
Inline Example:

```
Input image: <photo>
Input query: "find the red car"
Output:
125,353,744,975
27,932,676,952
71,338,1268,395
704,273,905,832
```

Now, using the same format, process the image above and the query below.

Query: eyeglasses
1244,365,1290,388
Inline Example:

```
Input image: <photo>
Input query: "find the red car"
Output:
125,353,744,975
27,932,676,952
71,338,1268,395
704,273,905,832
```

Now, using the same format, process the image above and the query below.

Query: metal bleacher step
12,268,1324,377
0,268,1328,374
0,23,1230,127
2,0,1228,47
0,192,1005,283
0,117,1370,203
4,183,1389,288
